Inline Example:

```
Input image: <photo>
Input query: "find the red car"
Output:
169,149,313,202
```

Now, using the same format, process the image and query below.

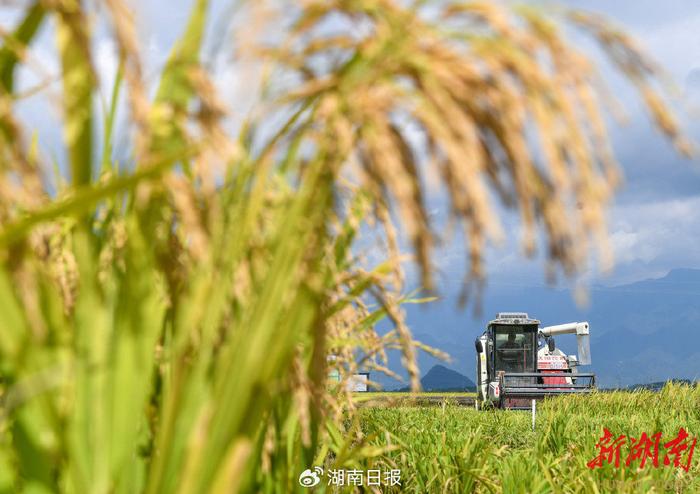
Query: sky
129,0,700,388
416,0,700,291
485,1,700,287
1,0,699,387
553,0,700,286
4,0,700,292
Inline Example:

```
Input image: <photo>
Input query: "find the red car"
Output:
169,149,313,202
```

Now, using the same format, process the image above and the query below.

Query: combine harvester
475,312,595,410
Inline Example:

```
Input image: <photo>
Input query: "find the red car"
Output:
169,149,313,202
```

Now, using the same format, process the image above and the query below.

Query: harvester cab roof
475,312,595,410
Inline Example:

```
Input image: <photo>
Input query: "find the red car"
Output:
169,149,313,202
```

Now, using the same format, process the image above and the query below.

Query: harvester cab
474,312,595,409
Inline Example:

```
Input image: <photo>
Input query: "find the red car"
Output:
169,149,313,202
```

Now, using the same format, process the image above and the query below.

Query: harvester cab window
493,324,536,374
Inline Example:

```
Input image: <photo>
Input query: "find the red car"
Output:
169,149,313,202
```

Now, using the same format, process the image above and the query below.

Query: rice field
346,385,700,493
353,392,475,408
0,1,692,493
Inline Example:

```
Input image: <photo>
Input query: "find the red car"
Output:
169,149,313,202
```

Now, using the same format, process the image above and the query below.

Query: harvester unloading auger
475,313,595,410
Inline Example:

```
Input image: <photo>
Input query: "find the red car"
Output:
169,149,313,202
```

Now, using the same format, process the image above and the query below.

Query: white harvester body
475,313,595,409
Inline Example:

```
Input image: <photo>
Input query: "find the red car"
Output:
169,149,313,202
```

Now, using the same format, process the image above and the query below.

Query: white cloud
606,196,700,279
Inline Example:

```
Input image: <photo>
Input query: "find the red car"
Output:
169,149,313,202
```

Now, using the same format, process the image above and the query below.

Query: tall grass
0,1,690,492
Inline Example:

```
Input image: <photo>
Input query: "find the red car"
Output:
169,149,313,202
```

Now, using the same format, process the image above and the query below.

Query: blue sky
4,0,700,291
416,0,700,290
554,0,700,285
2,0,699,386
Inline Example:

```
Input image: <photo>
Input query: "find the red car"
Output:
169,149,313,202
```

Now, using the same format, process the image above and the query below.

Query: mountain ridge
372,268,700,389
396,364,475,392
